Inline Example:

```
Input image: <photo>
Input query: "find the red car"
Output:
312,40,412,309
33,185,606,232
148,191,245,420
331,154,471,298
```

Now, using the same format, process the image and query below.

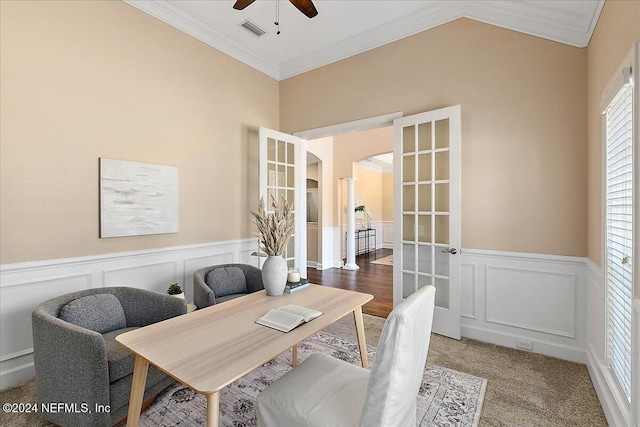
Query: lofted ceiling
124,0,604,81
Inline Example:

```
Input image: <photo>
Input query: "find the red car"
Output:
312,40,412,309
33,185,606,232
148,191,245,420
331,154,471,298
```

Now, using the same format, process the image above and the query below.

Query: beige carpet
0,314,607,427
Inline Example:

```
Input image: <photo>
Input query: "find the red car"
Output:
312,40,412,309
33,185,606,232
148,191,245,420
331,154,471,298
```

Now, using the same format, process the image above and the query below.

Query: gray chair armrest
242,265,264,293
32,311,111,427
194,267,217,308
114,287,186,327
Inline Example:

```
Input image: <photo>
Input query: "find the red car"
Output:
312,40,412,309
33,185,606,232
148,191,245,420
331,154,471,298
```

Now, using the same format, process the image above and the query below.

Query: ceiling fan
233,0,318,19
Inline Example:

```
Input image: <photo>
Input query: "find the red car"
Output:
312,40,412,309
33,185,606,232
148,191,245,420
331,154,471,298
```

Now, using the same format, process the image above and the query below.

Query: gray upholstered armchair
194,263,264,308
32,287,186,427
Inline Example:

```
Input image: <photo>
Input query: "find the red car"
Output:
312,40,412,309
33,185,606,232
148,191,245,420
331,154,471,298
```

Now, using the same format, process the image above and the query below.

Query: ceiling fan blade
289,0,318,18
233,0,256,10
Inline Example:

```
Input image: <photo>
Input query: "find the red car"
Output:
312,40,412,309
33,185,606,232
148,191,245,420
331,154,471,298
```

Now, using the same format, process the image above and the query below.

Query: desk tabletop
116,284,372,394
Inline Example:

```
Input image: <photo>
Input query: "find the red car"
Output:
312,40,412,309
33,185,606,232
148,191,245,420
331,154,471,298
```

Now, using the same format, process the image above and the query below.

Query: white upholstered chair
257,285,436,427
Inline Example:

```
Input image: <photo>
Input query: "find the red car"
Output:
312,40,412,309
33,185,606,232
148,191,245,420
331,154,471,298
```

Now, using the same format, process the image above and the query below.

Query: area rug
136,330,486,427
370,254,393,266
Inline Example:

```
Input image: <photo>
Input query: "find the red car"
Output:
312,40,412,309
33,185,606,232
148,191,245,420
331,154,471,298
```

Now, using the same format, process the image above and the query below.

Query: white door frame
295,112,403,268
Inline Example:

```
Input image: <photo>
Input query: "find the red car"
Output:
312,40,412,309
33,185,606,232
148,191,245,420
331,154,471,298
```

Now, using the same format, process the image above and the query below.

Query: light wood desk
116,284,373,427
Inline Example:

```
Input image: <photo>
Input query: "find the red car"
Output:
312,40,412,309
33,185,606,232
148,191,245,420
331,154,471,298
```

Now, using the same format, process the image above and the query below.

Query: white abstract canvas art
100,158,179,238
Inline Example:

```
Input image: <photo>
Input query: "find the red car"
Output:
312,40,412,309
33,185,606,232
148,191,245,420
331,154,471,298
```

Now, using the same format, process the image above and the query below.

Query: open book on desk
255,305,323,333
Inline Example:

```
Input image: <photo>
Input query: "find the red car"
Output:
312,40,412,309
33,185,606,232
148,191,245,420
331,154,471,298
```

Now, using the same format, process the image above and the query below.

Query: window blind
605,82,633,402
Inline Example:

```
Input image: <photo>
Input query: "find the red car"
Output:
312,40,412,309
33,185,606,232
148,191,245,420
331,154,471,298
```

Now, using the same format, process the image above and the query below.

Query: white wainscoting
460,249,588,364
4,242,631,421
381,221,394,249
0,239,258,390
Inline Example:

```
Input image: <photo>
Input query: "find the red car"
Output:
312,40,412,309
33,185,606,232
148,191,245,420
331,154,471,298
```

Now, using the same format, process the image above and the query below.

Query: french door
258,127,307,274
393,106,461,339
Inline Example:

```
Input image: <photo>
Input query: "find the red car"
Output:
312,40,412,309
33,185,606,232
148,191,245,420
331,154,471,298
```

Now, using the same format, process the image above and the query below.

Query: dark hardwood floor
307,248,393,318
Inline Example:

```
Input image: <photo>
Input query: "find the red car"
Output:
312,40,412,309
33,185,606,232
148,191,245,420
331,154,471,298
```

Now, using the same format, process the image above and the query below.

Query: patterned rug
136,330,486,426
370,254,393,266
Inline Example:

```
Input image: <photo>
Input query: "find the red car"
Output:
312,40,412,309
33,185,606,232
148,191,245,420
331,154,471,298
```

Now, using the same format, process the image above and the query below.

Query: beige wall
332,127,392,228
282,18,588,256
587,1,640,266
354,166,383,222
381,173,393,221
0,1,279,264
307,137,334,228
307,224,318,262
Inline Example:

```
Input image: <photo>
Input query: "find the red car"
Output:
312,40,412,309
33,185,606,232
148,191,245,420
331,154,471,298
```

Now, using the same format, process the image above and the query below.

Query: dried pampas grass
250,195,295,256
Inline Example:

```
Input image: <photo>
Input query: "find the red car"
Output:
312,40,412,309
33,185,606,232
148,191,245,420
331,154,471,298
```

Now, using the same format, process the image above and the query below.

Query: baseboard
0,362,34,390
461,324,586,363
586,344,632,427
307,261,327,270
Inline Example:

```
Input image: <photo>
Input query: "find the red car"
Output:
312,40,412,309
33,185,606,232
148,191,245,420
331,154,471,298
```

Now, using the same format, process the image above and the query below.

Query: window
604,79,634,401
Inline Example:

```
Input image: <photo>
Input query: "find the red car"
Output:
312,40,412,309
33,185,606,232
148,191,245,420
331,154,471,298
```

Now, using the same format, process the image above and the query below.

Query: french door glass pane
418,153,432,181
402,272,415,298
267,138,276,161
417,215,431,243
435,151,449,180
277,140,286,163
403,155,415,182
418,275,433,290
417,244,432,274
403,126,415,152
402,214,415,241
418,122,432,151
435,119,450,149
435,215,450,245
402,243,415,270
434,277,450,308
435,183,449,212
286,143,294,165
418,184,431,212
403,185,415,211
434,248,449,276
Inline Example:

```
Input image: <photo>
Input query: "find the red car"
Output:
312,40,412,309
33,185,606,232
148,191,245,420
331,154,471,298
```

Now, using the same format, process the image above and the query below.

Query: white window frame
600,42,639,427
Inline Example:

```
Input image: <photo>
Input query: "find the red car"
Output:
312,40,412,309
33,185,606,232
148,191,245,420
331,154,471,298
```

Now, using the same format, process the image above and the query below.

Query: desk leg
353,306,369,369
207,392,219,427
126,355,149,426
291,345,298,367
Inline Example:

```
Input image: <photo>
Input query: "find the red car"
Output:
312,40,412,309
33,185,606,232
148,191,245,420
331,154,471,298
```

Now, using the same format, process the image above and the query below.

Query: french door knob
441,248,458,255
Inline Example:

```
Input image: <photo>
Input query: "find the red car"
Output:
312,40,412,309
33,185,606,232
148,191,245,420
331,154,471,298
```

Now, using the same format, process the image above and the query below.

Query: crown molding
279,1,463,79
124,0,604,82
357,160,393,175
463,0,604,49
123,0,280,80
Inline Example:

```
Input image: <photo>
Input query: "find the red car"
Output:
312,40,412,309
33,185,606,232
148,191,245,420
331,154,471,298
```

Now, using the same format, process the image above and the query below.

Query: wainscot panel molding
584,258,635,427
460,249,587,364
0,238,258,390
320,226,335,270
381,221,394,249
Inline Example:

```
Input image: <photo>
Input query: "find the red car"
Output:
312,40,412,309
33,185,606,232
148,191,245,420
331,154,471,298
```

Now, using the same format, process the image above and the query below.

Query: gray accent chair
194,263,264,308
32,287,186,427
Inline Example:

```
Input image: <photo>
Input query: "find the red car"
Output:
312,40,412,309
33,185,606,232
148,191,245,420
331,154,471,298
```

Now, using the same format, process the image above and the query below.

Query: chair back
360,285,436,427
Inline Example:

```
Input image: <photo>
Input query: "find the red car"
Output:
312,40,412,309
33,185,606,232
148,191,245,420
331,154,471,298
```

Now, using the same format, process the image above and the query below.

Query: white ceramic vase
262,255,288,296
170,292,185,300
